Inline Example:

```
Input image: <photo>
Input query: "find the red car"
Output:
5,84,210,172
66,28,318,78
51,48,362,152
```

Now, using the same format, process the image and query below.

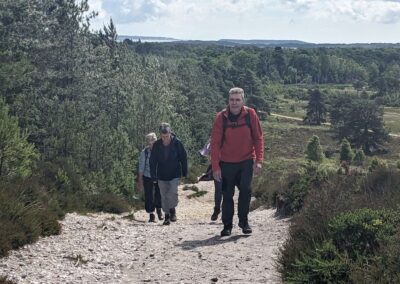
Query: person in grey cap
150,123,188,225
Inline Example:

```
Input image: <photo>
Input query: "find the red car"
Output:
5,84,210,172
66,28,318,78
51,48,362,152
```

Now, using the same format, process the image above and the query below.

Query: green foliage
276,161,337,216
339,138,354,163
185,163,207,184
0,179,62,257
330,95,389,154
306,135,325,162
279,166,400,283
287,241,351,284
353,149,366,166
287,209,400,283
85,192,131,214
368,157,388,172
304,89,327,125
0,99,38,178
329,209,400,258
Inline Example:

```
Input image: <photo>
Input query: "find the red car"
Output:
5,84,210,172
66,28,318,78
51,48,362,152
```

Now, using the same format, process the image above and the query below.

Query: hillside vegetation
251,114,400,283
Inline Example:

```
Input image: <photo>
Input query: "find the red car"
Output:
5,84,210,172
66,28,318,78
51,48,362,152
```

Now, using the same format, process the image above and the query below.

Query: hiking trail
0,181,289,283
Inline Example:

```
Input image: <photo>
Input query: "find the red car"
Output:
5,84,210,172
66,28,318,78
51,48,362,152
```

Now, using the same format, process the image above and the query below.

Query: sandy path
0,181,289,283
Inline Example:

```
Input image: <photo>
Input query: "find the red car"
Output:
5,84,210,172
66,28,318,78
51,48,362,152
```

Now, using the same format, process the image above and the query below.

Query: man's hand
213,169,222,182
254,162,262,176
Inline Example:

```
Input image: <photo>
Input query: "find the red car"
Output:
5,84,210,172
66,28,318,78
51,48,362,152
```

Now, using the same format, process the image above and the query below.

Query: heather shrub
279,168,400,283
368,157,388,172
287,240,351,283
86,192,131,214
0,179,62,257
276,161,337,216
329,209,400,259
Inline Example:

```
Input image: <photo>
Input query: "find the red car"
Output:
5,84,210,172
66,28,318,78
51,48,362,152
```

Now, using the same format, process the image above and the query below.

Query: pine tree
353,149,366,166
339,138,354,163
304,89,327,125
306,135,324,162
0,99,38,178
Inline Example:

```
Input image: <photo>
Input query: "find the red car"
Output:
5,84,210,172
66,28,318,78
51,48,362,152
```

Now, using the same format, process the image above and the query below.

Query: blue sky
88,0,400,43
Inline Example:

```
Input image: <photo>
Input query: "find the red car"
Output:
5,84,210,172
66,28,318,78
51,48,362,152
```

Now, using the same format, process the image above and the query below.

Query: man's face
161,133,171,145
228,93,244,115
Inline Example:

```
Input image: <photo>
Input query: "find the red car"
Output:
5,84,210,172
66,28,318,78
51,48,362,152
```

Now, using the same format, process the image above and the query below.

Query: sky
87,0,400,43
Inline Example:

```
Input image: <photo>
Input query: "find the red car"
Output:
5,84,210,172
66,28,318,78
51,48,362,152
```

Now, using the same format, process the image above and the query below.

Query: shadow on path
176,234,251,250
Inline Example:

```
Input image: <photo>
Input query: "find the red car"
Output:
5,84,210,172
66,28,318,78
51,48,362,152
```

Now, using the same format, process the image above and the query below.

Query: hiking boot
239,220,252,234
149,213,156,223
163,214,171,225
211,208,220,221
156,208,163,220
170,208,177,222
220,225,232,237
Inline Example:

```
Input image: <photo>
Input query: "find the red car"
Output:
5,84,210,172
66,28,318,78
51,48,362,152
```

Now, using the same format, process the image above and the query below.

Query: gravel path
0,181,289,283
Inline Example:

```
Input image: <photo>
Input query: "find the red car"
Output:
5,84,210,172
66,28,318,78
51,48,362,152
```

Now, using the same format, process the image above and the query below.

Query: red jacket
211,106,264,172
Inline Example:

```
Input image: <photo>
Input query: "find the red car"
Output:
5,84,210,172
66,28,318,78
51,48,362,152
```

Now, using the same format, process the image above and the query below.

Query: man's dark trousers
220,159,253,227
143,176,162,213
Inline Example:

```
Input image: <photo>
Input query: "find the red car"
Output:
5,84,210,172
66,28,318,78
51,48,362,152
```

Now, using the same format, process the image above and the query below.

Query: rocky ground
0,181,289,283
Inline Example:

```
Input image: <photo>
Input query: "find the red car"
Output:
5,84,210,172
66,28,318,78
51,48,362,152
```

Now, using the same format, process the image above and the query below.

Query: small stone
211,277,218,282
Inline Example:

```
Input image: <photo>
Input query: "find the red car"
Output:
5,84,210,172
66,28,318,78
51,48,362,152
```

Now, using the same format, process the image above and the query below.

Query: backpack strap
221,106,252,147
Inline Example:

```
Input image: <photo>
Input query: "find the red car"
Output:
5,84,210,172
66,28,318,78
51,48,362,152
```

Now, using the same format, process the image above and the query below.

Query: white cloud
282,0,400,24
87,0,400,42
88,0,270,25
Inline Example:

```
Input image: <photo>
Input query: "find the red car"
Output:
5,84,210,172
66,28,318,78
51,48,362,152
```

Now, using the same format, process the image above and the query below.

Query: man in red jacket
211,87,264,236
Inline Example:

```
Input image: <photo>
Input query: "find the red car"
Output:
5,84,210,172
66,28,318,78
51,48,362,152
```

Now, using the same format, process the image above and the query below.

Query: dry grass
384,107,400,134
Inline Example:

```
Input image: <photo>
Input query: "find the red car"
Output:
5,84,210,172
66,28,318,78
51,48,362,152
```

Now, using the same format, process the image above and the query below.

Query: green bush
283,208,400,283
368,157,388,172
353,149,365,166
287,241,351,284
0,179,62,257
329,208,400,259
339,138,354,163
306,135,325,162
185,163,207,184
276,161,337,216
86,192,131,214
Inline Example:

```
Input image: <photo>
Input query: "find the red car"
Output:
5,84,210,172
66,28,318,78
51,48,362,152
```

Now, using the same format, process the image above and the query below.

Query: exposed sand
0,181,289,283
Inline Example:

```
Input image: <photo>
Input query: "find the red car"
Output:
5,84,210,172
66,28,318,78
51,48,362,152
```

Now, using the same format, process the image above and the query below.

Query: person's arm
179,141,188,177
149,144,158,181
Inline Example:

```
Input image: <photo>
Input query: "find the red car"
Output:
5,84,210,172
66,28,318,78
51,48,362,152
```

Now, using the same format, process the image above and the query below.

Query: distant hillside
119,36,400,49
118,35,179,42
215,39,400,49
